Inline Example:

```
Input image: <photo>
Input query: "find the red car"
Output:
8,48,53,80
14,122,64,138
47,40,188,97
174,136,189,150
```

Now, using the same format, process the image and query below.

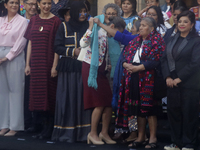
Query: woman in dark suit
161,10,200,150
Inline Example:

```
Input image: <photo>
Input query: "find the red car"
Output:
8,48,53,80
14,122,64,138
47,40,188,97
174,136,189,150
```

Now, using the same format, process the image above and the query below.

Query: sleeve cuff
6,52,14,61
66,48,69,56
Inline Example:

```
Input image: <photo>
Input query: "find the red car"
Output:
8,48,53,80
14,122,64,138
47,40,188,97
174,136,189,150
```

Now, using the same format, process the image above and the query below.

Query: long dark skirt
51,72,92,143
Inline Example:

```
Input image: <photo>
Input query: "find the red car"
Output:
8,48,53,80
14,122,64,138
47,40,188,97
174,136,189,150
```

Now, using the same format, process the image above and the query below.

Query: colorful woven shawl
116,30,165,128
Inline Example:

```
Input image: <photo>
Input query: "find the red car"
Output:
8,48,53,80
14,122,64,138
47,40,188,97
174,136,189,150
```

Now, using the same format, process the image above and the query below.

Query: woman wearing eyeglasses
23,0,37,21
146,6,167,36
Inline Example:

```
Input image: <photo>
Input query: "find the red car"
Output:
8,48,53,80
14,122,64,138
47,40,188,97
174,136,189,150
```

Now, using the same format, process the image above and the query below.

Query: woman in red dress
24,0,61,139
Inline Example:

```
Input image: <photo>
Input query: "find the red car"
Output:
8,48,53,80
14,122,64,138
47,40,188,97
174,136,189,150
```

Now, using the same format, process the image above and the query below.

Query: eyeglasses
105,13,117,16
145,0,156,4
146,13,157,17
25,2,37,7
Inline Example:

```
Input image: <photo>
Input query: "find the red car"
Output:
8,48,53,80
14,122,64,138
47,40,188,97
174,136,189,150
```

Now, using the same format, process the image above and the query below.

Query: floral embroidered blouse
80,28,107,66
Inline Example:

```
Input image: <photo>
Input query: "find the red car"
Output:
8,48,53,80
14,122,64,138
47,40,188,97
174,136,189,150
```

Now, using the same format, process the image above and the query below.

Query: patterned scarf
116,30,165,128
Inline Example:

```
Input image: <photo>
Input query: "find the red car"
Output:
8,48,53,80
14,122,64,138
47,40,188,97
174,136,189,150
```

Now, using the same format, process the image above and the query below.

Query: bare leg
100,107,112,140
145,116,157,148
125,131,137,141
128,116,146,147
90,107,104,141
136,116,146,142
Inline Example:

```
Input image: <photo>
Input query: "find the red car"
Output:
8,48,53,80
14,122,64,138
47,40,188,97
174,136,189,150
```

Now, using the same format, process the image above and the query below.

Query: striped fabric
24,15,61,112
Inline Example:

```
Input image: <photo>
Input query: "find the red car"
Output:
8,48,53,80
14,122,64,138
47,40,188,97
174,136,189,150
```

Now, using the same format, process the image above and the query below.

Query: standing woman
0,0,28,136
163,6,188,44
161,11,200,150
81,16,126,145
116,17,165,149
121,0,138,32
24,0,61,139
51,1,92,143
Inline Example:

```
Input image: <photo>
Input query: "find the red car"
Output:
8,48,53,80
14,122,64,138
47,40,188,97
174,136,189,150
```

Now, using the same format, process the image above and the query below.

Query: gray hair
102,3,121,17
141,17,157,31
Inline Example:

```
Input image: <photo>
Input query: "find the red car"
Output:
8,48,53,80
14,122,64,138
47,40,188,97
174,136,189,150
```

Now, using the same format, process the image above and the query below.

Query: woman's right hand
88,17,94,31
25,66,31,76
166,77,174,88
74,48,81,57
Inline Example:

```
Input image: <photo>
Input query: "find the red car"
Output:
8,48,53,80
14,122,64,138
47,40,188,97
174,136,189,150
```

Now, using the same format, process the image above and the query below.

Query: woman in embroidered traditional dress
51,1,92,143
81,16,126,145
24,0,61,139
0,0,28,136
116,17,165,149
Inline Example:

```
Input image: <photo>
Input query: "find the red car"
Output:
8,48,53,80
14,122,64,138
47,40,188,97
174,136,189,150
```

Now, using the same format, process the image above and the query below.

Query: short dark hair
1,0,20,17
121,0,137,17
177,10,197,36
173,0,187,11
170,0,175,5
108,16,126,30
174,6,188,13
146,6,164,29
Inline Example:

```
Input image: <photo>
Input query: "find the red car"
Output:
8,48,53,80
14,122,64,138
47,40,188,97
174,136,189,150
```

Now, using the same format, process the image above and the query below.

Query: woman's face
178,16,194,35
79,8,86,22
4,0,19,15
145,0,159,7
105,7,117,19
197,0,200,5
139,20,153,38
38,0,51,14
173,9,181,25
64,10,70,22
24,0,37,17
131,24,138,35
146,8,158,23
122,0,133,14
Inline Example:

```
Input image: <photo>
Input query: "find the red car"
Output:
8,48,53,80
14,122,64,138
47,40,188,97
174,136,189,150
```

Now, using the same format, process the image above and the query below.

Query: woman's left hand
127,65,140,74
0,57,8,65
173,78,182,87
51,67,57,77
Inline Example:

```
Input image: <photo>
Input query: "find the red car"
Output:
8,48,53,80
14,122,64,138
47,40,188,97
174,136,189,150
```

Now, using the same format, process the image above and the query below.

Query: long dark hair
1,0,20,17
121,0,137,17
177,10,197,36
173,0,187,11
146,6,164,29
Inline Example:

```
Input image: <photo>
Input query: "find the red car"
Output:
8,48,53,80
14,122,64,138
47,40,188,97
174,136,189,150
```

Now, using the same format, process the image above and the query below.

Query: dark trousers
167,87,199,148
24,75,32,129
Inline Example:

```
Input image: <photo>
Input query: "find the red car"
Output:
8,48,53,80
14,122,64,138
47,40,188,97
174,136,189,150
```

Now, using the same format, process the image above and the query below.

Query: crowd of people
0,0,200,150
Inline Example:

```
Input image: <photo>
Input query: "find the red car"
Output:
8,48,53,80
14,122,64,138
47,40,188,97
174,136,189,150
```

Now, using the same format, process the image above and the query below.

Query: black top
172,36,184,58
161,33,200,89
54,21,88,72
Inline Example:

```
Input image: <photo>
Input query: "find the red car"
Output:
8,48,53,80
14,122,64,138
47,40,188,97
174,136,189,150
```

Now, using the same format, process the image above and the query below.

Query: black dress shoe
26,127,37,133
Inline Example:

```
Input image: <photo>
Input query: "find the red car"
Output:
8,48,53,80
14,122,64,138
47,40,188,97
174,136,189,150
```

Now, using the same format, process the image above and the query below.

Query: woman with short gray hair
115,17,165,149
102,3,121,19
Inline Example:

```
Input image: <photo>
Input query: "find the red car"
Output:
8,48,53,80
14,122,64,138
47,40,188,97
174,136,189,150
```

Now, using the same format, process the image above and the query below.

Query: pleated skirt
52,71,92,142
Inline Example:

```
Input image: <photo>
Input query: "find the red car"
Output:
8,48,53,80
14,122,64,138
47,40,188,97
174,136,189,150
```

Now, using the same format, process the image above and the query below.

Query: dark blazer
163,25,176,44
161,32,200,89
